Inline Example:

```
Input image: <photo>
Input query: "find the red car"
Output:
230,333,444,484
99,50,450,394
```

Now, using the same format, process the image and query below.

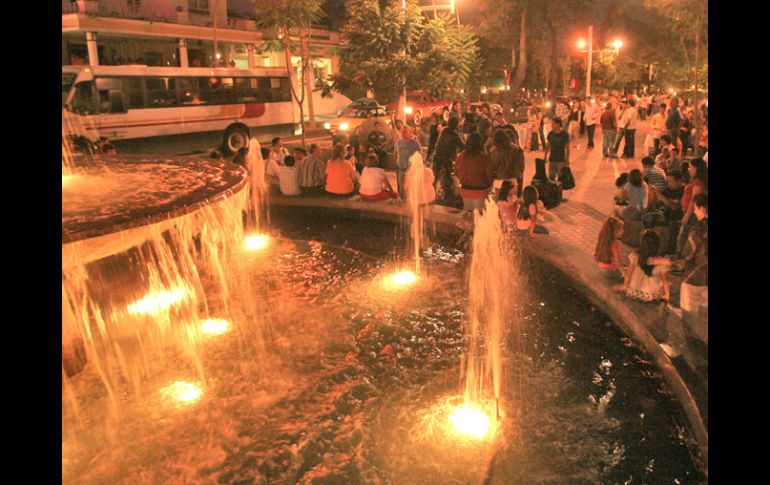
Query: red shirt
681,179,705,212
455,150,494,198
600,109,617,130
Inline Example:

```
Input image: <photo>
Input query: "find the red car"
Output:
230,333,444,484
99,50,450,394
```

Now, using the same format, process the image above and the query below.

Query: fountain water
245,138,268,230
460,197,519,434
405,151,431,274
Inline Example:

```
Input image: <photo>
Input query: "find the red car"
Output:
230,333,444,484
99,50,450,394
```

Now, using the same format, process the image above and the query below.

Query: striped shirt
643,166,667,191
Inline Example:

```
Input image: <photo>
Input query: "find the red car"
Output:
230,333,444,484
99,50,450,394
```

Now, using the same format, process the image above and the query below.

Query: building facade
62,0,348,118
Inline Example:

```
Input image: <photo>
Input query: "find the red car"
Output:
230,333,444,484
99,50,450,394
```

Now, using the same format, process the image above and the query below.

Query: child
278,155,301,196
616,229,671,302
517,185,548,236
613,173,628,205
497,180,519,230
594,217,625,280
344,144,359,172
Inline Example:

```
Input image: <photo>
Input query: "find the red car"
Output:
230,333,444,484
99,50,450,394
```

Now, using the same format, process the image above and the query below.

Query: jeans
668,129,679,147
666,219,681,255
623,128,636,157
676,213,696,258
653,137,661,156
433,159,456,200
586,124,596,148
548,161,565,181
602,130,616,157
397,169,407,199
462,196,486,212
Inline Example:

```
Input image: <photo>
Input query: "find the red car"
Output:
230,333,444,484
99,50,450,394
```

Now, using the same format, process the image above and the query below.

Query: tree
335,0,479,104
254,0,324,148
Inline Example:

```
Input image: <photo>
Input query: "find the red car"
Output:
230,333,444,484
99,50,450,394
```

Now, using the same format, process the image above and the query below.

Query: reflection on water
62,214,704,484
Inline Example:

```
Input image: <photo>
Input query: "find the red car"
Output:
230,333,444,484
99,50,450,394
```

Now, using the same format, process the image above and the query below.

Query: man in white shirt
265,137,289,187
278,155,301,196
620,98,639,158
584,99,601,149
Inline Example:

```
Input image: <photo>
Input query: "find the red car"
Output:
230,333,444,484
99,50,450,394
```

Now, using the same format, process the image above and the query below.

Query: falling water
245,138,268,229
463,197,516,406
405,151,430,273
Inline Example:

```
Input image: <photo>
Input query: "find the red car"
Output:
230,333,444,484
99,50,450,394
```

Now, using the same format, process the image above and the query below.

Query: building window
188,0,209,13
127,0,141,13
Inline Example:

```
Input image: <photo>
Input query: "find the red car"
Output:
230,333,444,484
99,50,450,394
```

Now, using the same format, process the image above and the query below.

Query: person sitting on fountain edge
278,156,301,196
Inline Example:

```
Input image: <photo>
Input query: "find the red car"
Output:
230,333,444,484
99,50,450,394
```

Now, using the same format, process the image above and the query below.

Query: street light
576,26,623,97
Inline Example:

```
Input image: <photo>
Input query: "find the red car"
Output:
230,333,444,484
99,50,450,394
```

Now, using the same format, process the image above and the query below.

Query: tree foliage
334,0,480,103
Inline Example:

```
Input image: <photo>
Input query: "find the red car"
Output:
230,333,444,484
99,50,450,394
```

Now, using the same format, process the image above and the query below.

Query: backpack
559,166,575,190
532,159,562,209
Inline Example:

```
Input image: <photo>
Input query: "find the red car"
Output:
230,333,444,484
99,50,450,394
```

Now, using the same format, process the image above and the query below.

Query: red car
386,91,447,126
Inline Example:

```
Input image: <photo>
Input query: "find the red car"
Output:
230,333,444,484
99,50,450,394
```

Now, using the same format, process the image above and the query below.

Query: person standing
544,117,569,181
638,93,649,121
676,159,707,258
454,133,494,212
584,100,600,150
677,192,708,344
489,130,525,198
621,98,639,158
567,102,581,146
600,103,618,158
666,98,682,148
579,98,587,135
650,103,667,155
555,99,570,123
427,113,443,162
396,125,422,199
367,121,388,167
432,116,464,201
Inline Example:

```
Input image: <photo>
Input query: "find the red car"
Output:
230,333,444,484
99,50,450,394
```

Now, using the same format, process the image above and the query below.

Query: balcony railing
61,0,79,14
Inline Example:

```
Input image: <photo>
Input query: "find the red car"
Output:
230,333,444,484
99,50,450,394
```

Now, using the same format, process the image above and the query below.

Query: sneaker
666,303,683,319
660,342,681,358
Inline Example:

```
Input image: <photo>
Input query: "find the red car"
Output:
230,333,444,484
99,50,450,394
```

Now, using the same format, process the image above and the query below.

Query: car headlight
323,122,331,130
340,123,349,131
404,106,414,115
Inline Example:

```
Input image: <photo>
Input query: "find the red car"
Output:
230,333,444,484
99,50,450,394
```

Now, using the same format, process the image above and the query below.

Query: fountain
62,138,705,483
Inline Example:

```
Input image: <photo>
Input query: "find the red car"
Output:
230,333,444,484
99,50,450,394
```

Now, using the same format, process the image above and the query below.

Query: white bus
62,65,296,154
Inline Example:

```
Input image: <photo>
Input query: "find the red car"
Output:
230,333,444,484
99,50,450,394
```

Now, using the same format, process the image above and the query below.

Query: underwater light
161,380,202,404
243,233,269,251
201,318,230,336
127,287,188,316
448,403,492,440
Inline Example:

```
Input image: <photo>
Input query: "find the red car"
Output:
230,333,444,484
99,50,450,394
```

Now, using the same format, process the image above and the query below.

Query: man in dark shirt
367,121,388,166
427,113,443,160
600,103,617,158
543,117,569,181
652,169,684,255
478,104,492,138
666,99,682,147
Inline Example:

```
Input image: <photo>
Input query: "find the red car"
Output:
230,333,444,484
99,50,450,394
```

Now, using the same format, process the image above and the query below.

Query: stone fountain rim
62,156,248,245
267,195,709,477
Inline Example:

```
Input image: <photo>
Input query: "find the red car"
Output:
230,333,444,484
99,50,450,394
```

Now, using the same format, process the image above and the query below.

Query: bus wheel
224,126,249,155
413,110,422,126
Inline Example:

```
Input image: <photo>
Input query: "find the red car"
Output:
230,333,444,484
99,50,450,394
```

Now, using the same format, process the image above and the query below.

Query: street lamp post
577,28,623,98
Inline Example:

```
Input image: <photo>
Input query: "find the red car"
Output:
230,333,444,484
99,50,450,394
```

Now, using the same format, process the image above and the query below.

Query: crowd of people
588,91,708,354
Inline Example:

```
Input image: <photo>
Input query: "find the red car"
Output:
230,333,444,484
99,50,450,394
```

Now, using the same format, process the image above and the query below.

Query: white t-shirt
266,147,288,177
622,107,638,129
278,166,301,196
359,167,388,196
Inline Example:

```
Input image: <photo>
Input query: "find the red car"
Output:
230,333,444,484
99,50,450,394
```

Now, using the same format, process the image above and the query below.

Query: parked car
386,91,447,126
323,103,391,136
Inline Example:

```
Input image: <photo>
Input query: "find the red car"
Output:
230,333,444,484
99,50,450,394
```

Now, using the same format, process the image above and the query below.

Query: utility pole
213,0,219,65
399,0,407,124
302,25,316,129
586,25,593,98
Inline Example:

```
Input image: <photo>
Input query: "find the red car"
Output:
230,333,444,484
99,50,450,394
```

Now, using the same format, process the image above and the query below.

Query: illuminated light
591,99,596,104
339,122,349,131
127,287,188,316
62,174,73,186
382,270,418,290
215,53,222,60
522,88,526,92
545,101,552,108
243,233,270,251
612,39,624,50
201,318,230,336
481,87,488,94
668,88,674,93
323,122,331,130
577,39,587,50
404,106,414,115
161,380,202,404
448,403,492,440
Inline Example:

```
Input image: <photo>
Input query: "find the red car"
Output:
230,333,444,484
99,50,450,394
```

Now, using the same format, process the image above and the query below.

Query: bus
62,65,296,154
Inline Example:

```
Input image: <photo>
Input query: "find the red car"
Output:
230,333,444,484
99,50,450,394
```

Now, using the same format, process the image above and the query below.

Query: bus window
257,78,273,102
234,77,257,103
270,77,291,102
62,72,77,108
122,77,145,109
70,81,95,115
146,78,178,107
178,77,202,105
